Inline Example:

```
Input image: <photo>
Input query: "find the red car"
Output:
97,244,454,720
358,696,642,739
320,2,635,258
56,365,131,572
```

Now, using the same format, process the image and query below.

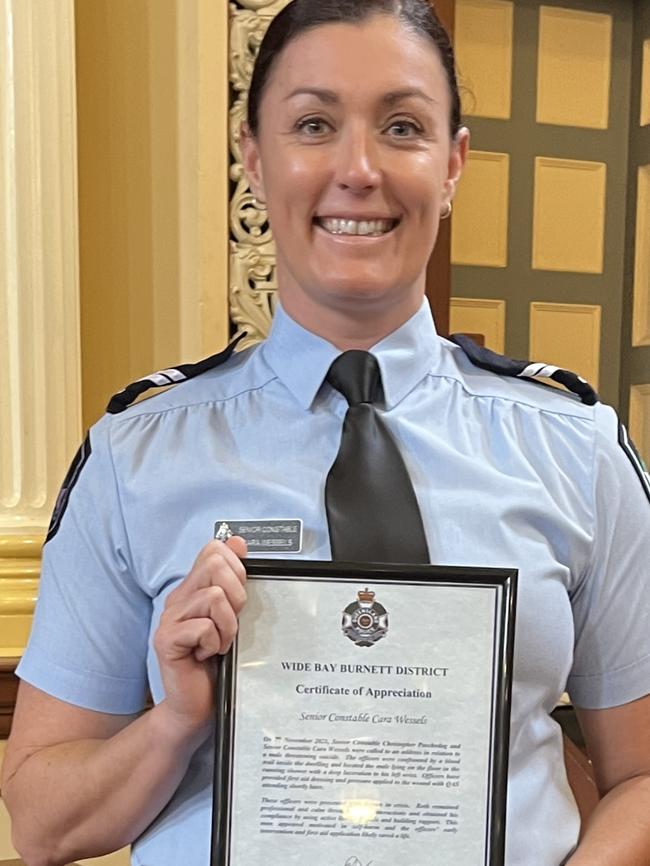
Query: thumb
226,535,248,560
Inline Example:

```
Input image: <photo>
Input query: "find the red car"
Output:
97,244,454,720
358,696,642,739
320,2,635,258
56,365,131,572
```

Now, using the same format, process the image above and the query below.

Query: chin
317,277,400,304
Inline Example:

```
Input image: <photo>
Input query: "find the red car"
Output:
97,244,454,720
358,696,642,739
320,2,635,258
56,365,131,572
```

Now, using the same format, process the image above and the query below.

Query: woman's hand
154,536,248,741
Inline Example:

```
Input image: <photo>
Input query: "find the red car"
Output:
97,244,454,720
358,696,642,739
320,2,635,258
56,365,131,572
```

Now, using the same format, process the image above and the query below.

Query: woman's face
242,14,469,334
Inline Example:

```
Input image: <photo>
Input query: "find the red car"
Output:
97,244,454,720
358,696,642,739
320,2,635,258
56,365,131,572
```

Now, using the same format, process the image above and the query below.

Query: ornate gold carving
234,0,290,15
229,8,269,106
229,1,291,347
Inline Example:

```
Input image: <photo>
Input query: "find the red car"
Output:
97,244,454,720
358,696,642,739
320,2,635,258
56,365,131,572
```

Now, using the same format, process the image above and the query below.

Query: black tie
324,350,430,564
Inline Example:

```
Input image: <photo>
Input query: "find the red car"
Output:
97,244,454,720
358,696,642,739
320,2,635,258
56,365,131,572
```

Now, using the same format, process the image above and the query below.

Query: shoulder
46,340,276,541
80,338,276,468
440,334,598,421
103,338,274,424
441,335,650,503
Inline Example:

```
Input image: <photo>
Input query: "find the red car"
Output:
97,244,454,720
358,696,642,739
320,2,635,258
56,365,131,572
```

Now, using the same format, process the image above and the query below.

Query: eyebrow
284,87,338,104
384,88,437,106
284,87,437,106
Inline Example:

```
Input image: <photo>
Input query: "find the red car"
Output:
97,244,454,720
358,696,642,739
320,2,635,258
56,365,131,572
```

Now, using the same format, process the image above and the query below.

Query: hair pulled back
246,0,462,139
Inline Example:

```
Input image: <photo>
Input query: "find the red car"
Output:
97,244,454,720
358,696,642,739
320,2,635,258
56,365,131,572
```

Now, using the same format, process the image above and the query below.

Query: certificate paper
212,561,517,866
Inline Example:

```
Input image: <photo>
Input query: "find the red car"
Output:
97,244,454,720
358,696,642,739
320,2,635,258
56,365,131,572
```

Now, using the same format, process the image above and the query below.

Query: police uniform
17,300,650,865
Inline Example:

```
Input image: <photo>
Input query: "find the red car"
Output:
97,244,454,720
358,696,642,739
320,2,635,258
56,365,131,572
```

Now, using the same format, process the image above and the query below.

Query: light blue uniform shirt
18,301,650,865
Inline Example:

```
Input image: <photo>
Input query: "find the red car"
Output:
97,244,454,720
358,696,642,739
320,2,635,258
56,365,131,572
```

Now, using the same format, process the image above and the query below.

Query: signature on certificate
345,858,373,866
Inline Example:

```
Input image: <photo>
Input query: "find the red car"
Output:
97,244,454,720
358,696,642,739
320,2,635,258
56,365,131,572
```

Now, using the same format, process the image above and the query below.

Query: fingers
157,584,240,660
155,617,222,663
195,537,247,587
158,537,249,664
168,538,248,610
225,534,247,562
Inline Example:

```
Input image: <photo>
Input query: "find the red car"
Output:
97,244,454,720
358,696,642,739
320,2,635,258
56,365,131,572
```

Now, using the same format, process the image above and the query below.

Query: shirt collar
261,300,440,410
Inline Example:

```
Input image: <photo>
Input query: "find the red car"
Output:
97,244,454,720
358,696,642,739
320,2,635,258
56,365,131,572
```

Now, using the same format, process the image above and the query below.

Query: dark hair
247,0,462,139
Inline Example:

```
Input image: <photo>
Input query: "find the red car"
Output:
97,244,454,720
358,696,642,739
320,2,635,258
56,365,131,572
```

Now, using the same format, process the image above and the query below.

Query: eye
386,119,423,138
295,117,332,136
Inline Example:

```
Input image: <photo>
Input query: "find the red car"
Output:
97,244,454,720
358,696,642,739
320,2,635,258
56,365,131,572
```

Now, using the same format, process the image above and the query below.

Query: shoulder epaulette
106,333,246,414
449,333,599,406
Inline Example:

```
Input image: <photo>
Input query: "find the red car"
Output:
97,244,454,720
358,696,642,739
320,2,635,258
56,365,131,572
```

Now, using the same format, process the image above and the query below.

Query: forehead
264,15,448,107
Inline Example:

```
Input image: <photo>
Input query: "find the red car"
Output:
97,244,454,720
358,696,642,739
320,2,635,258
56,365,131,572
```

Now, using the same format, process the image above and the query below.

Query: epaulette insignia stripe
135,368,187,386
520,362,560,379
137,372,179,387
449,333,599,406
158,368,187,383
106,332,246,414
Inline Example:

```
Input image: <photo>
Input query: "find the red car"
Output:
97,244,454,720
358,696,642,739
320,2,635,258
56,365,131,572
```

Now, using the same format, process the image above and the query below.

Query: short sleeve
16,417,151,714
567,404,650,709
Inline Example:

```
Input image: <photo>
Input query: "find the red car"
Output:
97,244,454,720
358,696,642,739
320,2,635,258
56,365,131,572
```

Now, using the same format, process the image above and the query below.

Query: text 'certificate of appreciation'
212,560,517,866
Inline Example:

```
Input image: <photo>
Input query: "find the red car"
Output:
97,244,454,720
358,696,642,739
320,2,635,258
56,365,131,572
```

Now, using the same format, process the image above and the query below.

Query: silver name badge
214,519,303,553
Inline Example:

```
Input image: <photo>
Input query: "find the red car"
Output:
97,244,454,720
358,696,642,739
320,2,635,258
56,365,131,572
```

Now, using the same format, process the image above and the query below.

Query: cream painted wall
75,0,230,428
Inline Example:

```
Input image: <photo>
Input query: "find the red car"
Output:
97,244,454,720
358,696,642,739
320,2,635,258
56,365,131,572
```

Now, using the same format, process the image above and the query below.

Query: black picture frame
211,559,517,866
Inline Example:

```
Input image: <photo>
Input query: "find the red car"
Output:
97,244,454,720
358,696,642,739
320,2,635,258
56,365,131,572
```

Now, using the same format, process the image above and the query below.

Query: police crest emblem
342,588,388,647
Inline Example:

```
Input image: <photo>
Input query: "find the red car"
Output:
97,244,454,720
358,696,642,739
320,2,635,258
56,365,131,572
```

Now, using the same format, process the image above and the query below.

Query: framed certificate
211,560,517,866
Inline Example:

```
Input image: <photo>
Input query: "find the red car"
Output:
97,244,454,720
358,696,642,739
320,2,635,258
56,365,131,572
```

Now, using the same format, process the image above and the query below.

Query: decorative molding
455,0,513,120
0,534,43,659
633,165,650,346
0,0,82,532
532,157,607,274
233,0,289,12
629,384,650,467
229,1,291,348
529,302,601,391
452,151,509,268
450,298,506,354
536,6,612,130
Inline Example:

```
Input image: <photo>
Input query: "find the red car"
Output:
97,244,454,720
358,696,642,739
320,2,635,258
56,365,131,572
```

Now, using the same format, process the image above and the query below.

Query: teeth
318,217,396,236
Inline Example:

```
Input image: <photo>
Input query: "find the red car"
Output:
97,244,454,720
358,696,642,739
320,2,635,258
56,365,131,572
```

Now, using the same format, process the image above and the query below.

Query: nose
335,123,382,193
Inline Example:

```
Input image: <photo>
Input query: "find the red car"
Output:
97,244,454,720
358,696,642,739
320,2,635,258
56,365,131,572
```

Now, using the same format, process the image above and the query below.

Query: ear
443,126,470,206
240,121,267,202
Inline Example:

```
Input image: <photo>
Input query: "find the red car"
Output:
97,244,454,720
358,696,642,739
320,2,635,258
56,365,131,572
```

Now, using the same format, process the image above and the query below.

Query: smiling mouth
314,217,400,237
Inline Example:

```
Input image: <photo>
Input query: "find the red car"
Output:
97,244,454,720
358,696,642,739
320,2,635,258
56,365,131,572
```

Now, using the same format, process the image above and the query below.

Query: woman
3,1,650,864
